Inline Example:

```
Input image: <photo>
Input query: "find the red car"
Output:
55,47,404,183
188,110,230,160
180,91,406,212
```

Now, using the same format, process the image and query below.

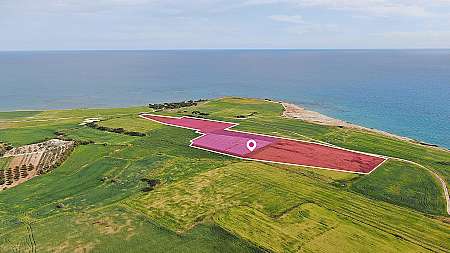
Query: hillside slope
0,97,448,252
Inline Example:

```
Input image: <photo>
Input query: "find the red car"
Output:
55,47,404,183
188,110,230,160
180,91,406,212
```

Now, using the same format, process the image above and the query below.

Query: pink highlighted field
145,115,235,133
193,130,276,157
141,114,386,174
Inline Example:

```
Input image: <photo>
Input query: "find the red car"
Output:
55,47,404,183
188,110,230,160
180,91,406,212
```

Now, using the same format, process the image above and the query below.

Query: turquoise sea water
0,50,449,148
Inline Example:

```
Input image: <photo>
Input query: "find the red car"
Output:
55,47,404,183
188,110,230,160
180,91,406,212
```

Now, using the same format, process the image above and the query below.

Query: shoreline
280,101,450,215
280,101,449,152
0,98,448,152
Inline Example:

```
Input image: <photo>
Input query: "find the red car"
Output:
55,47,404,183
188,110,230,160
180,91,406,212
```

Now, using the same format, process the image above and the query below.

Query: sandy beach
281,102,445,147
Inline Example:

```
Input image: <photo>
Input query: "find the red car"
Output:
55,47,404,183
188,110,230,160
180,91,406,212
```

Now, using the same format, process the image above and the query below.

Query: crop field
0,122,74,146
0,139,74,190
143,114,386,173
129,161,449,252
98,114,163,133
0,111,41,120
351,159,445,215
0,205,261,253
0,97,448,252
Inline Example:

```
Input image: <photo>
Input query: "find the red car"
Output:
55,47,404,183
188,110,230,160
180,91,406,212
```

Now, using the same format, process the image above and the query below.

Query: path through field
141,113,449,215
393,157,450,215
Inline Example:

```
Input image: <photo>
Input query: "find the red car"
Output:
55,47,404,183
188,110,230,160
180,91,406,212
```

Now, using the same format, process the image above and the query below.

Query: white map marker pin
246,139,257,152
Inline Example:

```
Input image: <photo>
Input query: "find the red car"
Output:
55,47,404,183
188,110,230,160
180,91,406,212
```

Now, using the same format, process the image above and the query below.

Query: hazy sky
1,0,450,50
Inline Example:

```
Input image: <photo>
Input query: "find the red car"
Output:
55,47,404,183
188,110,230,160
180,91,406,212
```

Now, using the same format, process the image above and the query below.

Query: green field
351,159,445,215
0,97,448,252
0,122,75,146
0,157,11,169
0,111,41,120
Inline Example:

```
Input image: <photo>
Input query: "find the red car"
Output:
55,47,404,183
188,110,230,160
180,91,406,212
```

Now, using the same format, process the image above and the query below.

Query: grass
0,157,11,169
0,97,449,252
129,161,450,252
62,127,140,145
0,122,75,146
0,206,262,253
0,127,259,252
318,128,450,188
98,115,163,133
0,106,149,131
0,111,41,120
351,159,445,215
35,106,148,120
0,145,123,219
177,97,450,191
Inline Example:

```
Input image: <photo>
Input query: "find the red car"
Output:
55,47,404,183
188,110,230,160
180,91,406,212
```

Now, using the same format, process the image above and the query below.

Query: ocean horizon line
1,49,448,148
1,48,450,53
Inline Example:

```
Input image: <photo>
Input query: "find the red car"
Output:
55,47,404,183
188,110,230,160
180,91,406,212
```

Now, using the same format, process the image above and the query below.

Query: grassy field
62,127,140,145
0,97,448,253
0,205,262,253
184,98,450,188
98,114,163,133
0,157,11,169
129,161,449,252
351,159,445,215
0,111,41,120
0,122,75,146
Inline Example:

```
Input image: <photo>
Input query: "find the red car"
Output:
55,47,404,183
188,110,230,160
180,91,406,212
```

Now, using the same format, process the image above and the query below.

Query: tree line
148,99,207,110
86,122,146,137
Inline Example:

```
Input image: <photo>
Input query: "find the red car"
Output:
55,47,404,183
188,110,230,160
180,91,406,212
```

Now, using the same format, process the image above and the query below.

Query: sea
0,49,449,148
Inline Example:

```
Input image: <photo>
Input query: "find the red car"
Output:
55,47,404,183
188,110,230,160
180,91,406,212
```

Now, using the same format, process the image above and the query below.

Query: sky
1,0,450,50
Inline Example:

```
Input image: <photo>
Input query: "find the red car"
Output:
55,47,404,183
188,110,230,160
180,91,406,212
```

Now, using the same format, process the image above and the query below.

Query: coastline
280,101,450,215
280,102,449,152
0,98,448,152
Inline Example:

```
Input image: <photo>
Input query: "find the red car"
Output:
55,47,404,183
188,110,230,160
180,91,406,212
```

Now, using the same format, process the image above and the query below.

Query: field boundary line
140,113,450,215
140,114,386,175
141,114,388,159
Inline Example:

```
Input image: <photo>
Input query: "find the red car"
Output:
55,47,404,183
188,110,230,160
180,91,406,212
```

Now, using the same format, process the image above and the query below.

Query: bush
140,178,161,192
148,99,207,110
192,111,210,116
86,122,146,137
141,187,154,192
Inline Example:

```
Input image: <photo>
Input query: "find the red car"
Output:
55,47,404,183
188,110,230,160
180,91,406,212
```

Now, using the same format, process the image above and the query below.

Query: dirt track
282,102,450,215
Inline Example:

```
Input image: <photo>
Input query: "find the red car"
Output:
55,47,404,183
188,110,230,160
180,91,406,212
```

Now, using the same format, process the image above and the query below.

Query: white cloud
371,30,450,47
375,30,450,39
268,14,339,36
269,15,305,24
1,0,446,18
1,0,450,49
285,23,339,35
241,0,437,17
0,0,223,15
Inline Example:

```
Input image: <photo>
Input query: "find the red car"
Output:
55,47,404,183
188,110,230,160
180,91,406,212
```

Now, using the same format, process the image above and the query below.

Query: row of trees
1,142,75,189
191,110,210,117
148,99,207,110
0,142,13,157
0,164,34,186
86,122,146,137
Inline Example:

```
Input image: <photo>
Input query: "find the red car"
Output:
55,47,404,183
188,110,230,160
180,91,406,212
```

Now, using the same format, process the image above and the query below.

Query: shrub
148,99,207,110
140,178,161,192
86,122,146,137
